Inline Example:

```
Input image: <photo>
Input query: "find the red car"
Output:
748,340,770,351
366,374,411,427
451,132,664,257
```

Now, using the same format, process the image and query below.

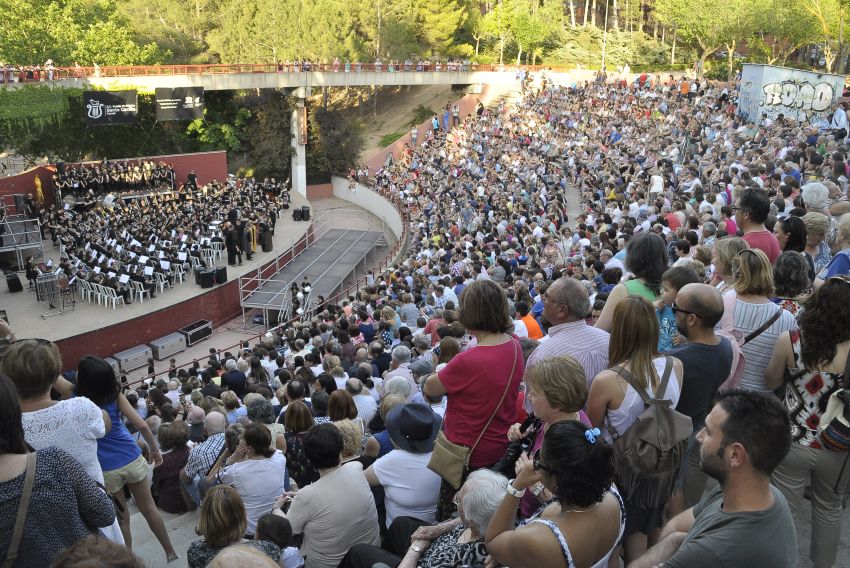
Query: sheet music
148,244,155,252
177,252,187,261
144,266,154,276
94,267,101,274
108,271,116,278
119,274,130,284
160,260,171,270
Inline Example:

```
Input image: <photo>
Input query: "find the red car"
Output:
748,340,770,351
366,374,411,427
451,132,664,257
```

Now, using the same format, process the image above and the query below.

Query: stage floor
0,191,337,342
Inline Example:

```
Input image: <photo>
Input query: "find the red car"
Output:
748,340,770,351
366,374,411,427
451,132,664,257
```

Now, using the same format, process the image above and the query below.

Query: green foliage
409,104,435,126
306,106,364,183
546,29,687,69
0,86,71,130
0,0,170,65
245,91,294,179
379,131,405,147
419,0,467,54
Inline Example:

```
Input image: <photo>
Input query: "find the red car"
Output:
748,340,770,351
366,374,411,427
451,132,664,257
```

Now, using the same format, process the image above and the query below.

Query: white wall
738,64,844,124
330,176,404,239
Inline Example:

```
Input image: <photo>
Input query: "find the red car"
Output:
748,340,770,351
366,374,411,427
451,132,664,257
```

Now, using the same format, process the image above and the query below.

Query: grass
379,131,406,147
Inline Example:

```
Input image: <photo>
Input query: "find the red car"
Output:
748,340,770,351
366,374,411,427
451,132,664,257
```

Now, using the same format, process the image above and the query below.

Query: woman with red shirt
424,279,524,520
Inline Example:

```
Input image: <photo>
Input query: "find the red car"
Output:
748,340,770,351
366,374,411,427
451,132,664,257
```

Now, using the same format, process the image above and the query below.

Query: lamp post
601,0,611,72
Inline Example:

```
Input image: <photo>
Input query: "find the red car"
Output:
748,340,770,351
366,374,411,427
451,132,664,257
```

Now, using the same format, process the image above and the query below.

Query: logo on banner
87,99,105,119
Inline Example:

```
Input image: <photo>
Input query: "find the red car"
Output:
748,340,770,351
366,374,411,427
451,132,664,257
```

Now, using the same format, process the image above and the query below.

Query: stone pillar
291,98,307,199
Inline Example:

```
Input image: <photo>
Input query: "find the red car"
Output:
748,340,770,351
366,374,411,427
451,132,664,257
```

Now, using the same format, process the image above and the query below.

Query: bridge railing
6,62,568,82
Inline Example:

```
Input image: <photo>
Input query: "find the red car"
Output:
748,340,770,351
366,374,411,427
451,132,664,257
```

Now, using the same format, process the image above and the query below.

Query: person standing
224,222,242,267
735,187,781,264
668,284,733,511
765,276,850,568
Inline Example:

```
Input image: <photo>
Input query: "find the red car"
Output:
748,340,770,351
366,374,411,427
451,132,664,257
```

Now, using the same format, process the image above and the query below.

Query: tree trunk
671,28,677,65
613,0,618,30
726,40,736,82
568,0,577,28
500,34,505,64
660,24,664,43
475,35,481,56
591,0,597,26
516,47,523,66
584,0,590,25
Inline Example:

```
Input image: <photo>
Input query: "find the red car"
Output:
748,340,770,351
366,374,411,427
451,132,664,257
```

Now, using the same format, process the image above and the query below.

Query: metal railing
122,184,409,390
1,62,563,83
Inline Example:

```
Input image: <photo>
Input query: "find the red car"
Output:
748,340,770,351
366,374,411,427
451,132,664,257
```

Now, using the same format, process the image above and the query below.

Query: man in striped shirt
526,277,610,389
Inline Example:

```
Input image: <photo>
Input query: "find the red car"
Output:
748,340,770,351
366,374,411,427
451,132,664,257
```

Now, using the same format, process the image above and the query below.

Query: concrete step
126,500,199,567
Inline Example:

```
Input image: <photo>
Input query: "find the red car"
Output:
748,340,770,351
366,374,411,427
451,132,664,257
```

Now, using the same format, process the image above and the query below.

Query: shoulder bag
428,339,518,489
2,452,36,568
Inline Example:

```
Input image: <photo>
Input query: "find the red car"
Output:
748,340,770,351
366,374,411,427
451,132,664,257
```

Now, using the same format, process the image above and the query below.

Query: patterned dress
782,330,845,447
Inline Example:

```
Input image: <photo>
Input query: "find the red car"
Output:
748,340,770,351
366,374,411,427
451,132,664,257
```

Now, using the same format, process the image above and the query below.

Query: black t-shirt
670,337,733,429
220,370,247,398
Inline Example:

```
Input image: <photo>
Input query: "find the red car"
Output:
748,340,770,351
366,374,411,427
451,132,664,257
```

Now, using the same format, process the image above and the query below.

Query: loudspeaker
13,194,24,214
6,273,22,293
293,208,303,221
301,206,311,221
198,269,215,288
214,266,227,285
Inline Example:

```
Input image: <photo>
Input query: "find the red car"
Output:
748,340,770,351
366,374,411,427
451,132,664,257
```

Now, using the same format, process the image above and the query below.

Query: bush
379,131,405,147
409,104,434,126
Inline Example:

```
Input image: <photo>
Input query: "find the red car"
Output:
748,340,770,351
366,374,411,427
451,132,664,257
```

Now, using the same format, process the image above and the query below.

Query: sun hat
386,404,442,454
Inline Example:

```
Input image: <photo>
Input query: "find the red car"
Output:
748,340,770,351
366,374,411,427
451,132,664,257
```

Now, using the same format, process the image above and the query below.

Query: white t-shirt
372,450,441,527
219,451,288,534
22,397,106,483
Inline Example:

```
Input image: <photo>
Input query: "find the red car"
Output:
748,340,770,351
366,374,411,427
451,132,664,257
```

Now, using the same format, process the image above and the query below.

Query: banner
155,87,205,121
84,90,138,126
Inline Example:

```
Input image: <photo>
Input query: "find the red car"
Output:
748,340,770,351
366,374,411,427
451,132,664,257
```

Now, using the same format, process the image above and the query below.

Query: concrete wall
331,177,403,239
738,64,844,123
306,182,333,200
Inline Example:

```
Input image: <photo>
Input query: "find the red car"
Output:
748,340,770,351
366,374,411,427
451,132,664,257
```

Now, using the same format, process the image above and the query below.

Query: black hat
386,404,442,454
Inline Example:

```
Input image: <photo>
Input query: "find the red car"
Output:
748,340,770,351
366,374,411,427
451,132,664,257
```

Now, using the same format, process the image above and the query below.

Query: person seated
629,390,797,568
188,485,281,568
254,514,304,568
485,421,625,568
364,404,443,528
340,469,507,568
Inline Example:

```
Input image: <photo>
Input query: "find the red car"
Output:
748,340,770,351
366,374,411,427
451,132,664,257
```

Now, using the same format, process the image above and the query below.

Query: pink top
743,229,782,264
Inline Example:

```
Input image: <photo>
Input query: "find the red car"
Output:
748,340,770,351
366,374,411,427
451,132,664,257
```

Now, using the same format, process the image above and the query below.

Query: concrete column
291,97,307,198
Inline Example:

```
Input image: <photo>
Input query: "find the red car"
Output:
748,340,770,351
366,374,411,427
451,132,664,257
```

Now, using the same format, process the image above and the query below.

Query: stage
1,191,316,342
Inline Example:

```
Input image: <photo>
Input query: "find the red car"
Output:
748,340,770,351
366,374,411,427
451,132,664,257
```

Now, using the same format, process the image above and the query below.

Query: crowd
2,70,850,568
53,159,178,201
25,171,288,305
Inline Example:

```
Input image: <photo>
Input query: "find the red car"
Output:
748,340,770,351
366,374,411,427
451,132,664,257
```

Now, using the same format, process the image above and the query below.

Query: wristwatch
506,479,526,498
410,545,422,554
530,482,545,496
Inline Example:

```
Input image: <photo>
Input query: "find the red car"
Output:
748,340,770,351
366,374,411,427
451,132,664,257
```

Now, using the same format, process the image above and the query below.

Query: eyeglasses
542,292,564,305
533,448,551,472
671,302,702,319
827,276,850,286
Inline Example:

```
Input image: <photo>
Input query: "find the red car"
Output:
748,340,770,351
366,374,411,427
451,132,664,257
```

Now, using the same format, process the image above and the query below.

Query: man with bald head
525,276,610,388
180,410,227,506
669,283,734,509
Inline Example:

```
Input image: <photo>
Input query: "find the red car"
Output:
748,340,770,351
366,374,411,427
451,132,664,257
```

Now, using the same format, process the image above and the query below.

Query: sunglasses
671,301,702,319
533,448,551,472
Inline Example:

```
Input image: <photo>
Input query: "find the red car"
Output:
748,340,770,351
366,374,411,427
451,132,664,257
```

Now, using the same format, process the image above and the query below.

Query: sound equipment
293,208,303,221
7,273,23,293
198,269,215,288
261,230,273,252
178,319,213,346
301,205,311,221
148,332,187,361
13,194,24,214
214,266,227,284
113,345,154,372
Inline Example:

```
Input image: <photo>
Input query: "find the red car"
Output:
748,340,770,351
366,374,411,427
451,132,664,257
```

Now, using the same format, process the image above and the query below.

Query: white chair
104,287,125,310
78,280,93,303
171,264,185,285
91,283,106,306
211,241,224,261
201,248,215,266
155,272,169,295
131,280,151,303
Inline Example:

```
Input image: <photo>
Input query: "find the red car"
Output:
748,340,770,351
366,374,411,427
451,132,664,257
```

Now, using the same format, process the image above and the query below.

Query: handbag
818,350,850,452
2,452,36,568
428,339,518,489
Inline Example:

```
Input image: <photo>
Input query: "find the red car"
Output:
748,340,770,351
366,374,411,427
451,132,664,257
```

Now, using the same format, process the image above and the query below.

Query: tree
750,0,820,65
800,0,847,71
508,1,552,64
306,106,364,183
418,0,467,54
654,0,734,76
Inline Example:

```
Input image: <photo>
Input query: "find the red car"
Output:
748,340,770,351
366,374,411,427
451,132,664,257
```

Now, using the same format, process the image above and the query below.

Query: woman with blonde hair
363,393,406,459
221,391,247,424
187,485,280,567
505,355,590,518
587,296,684,564
730,248,797,392
803,211,832,273
709,236,749,294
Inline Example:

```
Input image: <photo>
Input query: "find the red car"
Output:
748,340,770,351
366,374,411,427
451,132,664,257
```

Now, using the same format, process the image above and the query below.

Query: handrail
0,63,620,87
124,182,410,390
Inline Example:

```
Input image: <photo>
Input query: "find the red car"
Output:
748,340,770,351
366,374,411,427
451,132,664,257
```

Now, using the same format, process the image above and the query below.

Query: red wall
54,222,315,368
0,166,56,211
306,183,333,200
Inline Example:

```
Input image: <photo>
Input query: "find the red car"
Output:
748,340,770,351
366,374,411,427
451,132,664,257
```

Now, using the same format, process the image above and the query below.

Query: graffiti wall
738,64,844,124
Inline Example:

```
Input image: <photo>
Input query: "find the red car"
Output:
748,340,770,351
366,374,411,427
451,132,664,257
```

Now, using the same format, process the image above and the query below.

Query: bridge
0,63,557,92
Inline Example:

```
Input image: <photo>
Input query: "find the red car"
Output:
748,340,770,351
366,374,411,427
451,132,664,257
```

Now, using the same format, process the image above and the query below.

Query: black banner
155,87,205,121
84,90,138,126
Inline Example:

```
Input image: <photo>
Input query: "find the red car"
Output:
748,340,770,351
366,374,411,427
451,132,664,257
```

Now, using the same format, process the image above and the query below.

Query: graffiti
760,81,834,113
